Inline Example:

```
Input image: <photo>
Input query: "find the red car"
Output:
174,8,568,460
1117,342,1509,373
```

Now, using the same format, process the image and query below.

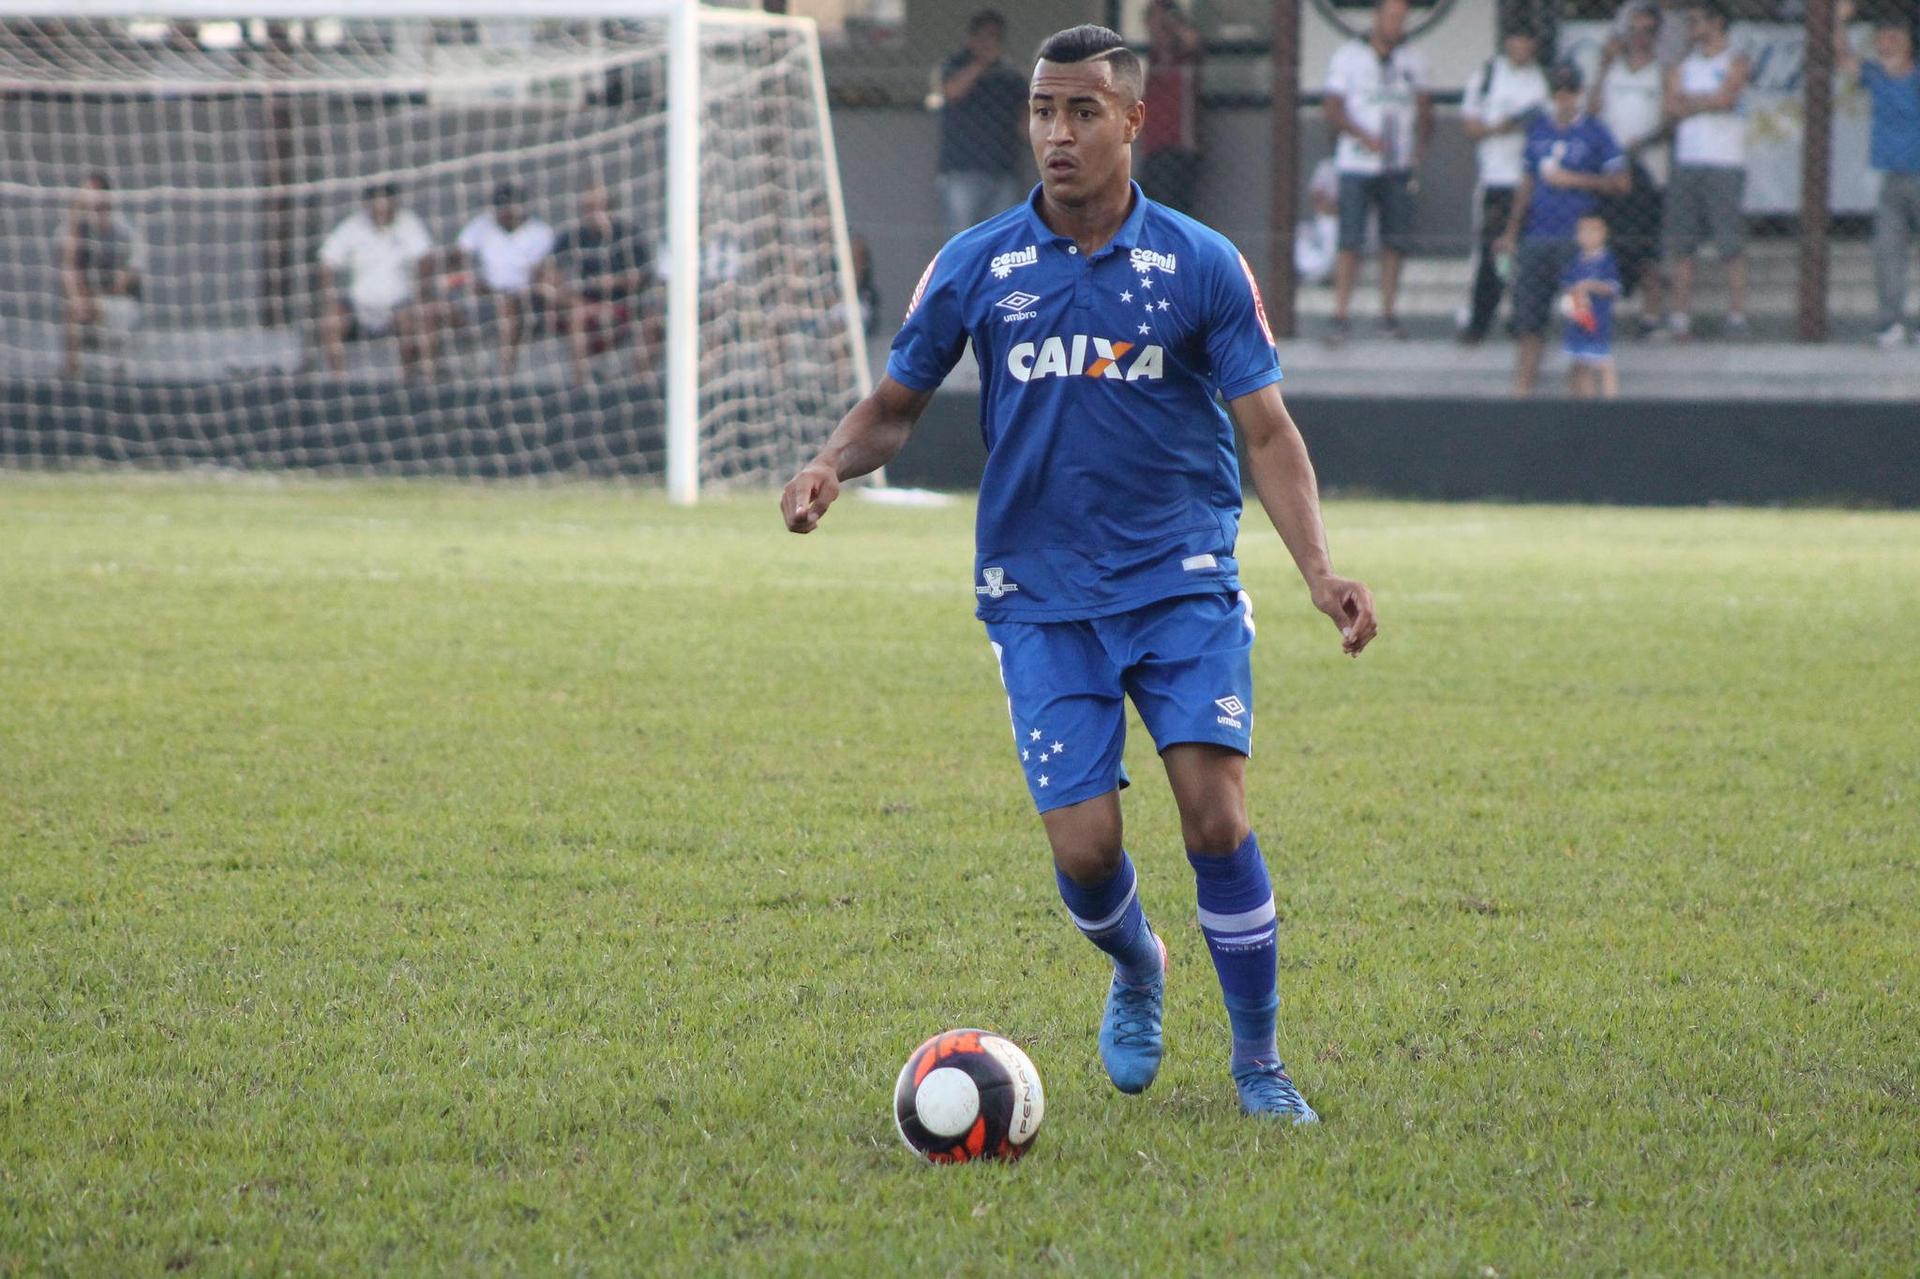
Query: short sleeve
319,217,352,267
456,216,486,254
1323,45,1354,97
1206,249,1283,402
884,249,969,392
1461,62,1489,123
399,213,432,261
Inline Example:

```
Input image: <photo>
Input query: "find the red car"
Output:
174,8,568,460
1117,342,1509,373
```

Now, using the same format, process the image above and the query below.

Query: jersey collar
1021,180,1152,260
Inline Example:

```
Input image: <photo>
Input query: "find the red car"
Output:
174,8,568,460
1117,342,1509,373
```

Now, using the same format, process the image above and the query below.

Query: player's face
1375,0,1409,44
1028,59,1143,208
1874,25,1911,66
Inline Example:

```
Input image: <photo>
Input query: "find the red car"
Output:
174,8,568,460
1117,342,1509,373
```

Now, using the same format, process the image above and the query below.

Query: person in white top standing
1592,2,1672,336
1457,23,1548,343
318,182,440,380
1323,0,1433,341
451,181,557,377
1661,0,1751,340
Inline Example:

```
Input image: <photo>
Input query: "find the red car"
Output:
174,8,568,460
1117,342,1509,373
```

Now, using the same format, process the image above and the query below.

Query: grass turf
1,474,1916,1276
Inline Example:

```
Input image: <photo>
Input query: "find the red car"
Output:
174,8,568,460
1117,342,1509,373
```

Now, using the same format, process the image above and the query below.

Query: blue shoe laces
1236,1064,1308,1115
1106,979,1162,1047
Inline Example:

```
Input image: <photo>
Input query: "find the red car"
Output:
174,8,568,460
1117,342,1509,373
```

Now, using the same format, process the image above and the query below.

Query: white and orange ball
893,1029,1045,1163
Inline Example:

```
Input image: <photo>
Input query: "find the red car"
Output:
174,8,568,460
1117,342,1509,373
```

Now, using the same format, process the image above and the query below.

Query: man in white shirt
450,181,557,376
1323,0,1434,341
1661,0,1751,339
318,182,439,379
1458,24,1548,343
1592,2,1672,335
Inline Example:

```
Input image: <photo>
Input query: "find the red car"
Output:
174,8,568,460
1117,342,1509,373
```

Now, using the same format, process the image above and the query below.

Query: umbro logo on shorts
1215,695,1247,729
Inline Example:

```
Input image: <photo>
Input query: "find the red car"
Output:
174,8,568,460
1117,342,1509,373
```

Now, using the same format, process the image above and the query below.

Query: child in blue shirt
1561,213,1622,398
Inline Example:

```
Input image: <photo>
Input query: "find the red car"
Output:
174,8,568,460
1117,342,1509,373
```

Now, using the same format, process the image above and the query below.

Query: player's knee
1181,808,1250,858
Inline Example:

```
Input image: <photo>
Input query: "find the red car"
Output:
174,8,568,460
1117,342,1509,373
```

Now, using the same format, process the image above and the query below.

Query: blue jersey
887,183,1283,622
1561,248,1620,357
1521,113,1624,241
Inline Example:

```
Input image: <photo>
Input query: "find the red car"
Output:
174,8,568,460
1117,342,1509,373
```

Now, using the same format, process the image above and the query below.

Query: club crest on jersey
989,246,1038,280
1129,248,1177,275
976,566,1020,599
1007,335,1165,382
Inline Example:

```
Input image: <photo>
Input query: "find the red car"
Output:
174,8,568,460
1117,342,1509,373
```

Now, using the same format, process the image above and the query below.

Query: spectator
451,180,556,377
1836,3,1920,348
1295,157,1342,285
1323,0,1434,341
59,173,146,379
1494,62,1630,396
1592,2,1672,336
934,10,1030,235
1137,0,1204,214
317,181,439,380
543,180,653,384
1604,0,1694,70
1458,23,1548,344
1561,212,1624,398
1661,0,1752,340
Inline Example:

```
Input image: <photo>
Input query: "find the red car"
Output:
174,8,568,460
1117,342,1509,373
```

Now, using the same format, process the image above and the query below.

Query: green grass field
3,474,1916,1276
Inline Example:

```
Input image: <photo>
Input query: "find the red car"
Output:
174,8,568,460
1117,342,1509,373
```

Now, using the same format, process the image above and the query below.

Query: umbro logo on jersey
989,246,1038,279
1007,335,1165,382
1129,247,1178,275
995,290,1041,323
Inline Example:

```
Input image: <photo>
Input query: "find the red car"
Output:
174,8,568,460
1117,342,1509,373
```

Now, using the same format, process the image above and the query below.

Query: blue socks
1189,831,1280,1072
1056,853,1163,988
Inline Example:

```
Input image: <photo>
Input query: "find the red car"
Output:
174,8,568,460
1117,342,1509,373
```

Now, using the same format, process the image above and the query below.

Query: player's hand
781,462,839,534
1310,574,1377,657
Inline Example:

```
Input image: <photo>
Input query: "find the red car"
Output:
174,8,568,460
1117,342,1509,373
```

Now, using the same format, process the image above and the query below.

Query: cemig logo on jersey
1007,335,1165,383
1129,247,1177,275
995,290,1040,323
989,246,1038,280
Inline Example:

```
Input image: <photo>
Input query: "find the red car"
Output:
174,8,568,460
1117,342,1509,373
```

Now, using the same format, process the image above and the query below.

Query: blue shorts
985,590,1257,814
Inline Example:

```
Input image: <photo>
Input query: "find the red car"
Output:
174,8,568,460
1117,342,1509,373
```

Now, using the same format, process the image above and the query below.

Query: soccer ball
893,1029,1045,1163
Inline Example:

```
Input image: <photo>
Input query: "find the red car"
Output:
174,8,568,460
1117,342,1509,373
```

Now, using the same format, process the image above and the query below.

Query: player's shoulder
1135,199,1243,277
922,199,1039,282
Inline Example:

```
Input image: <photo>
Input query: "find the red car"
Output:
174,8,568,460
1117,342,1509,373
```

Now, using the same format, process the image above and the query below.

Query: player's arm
780,375,936,533
1226,384,1377,656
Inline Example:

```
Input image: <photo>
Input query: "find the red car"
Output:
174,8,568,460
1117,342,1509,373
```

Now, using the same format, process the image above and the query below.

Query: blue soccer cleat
1233,1062,1319,1124
1099,934,1168,1094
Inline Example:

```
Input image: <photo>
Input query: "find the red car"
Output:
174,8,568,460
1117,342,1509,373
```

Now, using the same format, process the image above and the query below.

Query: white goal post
0,0,872,499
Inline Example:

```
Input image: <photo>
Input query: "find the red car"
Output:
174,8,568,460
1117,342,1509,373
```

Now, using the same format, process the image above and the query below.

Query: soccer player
780,24,1377,1124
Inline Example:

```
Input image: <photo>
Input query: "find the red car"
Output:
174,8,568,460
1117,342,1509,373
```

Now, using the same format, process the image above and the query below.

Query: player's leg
1124,590,1316,1123
1376,172,1413,336
985,626,1166,1093
1330,175,1368,332
319,300,350,374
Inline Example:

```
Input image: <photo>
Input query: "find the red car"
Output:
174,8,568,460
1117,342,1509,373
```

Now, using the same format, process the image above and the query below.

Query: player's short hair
967,9,1005,37
1035,24,1145,102
1689,0,1729,27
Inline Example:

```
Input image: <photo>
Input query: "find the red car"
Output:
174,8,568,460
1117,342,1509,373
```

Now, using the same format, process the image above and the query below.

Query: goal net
0,3,870,494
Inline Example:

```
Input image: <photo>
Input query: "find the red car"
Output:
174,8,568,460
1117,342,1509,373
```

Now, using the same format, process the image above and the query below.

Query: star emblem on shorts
1120,289,1133,302
1157,299,1170,311
1050,741,1064,753
1029,728,1042,741
1021,748,1029,762
1138,323,1151,335
1039,751,1050,762
1038,775,1051,788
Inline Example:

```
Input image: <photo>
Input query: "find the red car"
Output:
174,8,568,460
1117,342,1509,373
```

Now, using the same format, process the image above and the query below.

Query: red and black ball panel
893,1028,1045,1164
